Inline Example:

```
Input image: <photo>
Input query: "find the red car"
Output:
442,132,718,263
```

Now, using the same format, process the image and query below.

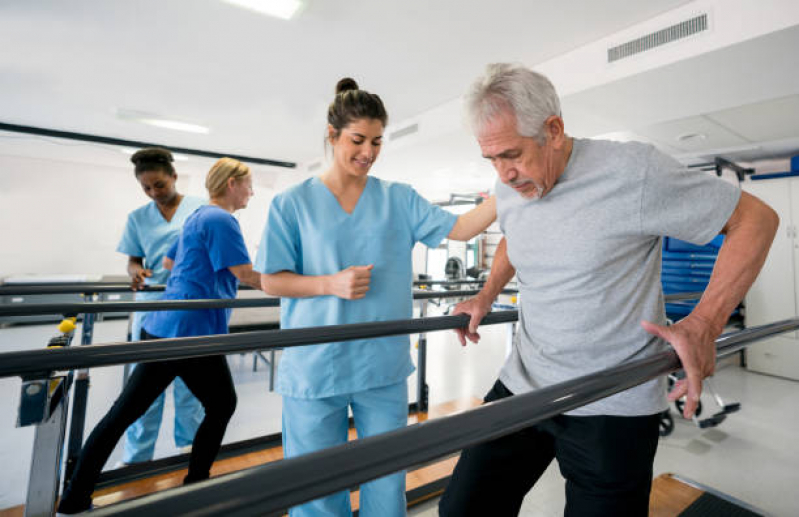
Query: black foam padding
680,492,764,517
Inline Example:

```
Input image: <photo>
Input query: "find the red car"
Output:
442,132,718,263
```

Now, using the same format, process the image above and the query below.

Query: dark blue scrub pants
439,380,660,517
57,330,237,514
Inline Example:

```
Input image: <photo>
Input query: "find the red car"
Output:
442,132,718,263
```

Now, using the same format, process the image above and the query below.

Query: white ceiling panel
705,95,799,143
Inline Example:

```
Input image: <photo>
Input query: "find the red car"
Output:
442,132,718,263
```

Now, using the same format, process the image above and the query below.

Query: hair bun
130,147,174,166
335,77,359,95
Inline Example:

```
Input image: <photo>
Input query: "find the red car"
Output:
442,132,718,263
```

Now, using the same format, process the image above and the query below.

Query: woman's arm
127,256,151,291
261,266,373,299
229,264,264,290
448,196,497,241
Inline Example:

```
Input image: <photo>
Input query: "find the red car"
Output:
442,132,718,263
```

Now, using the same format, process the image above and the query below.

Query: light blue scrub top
117,196,205,302
255,176,457,399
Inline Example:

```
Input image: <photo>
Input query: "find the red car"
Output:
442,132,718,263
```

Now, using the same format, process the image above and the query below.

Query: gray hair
465,63,561,144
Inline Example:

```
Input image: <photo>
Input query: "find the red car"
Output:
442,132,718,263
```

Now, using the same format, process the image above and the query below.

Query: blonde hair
205,157,251,198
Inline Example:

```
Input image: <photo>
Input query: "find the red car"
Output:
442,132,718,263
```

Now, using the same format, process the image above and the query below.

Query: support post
416,301,429,413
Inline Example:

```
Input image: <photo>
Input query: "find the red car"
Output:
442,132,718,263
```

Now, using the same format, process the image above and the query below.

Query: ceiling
0,0,687,165
1,0,799,201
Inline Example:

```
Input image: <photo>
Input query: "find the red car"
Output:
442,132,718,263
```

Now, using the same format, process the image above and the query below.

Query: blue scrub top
117,195,205,302
144,205,251,338
255,176,457,399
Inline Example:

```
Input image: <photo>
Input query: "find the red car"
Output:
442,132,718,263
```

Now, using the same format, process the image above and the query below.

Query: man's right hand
327,265,373,299
130,268,152,291
453,295,493,346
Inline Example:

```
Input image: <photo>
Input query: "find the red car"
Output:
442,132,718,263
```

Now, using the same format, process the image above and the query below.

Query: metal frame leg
24,395,69,517
416,301,429,413
64,311,95,485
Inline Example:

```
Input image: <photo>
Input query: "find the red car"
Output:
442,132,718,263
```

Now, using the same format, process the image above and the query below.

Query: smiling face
477,110,570,200
329,118,384,178
137,170,178,205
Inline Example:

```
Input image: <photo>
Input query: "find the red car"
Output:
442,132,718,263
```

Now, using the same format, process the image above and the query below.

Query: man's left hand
641,314,720,419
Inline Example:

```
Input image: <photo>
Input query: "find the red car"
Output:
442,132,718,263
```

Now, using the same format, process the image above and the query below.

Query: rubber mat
679,492,764,516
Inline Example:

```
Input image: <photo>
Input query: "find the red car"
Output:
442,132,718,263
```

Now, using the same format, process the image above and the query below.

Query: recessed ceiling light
222,0,304,20
677,132,707,142
116,109,210,135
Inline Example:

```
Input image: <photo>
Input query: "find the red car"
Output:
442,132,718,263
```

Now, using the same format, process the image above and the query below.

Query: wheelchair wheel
674,397,702,417
659,410,674,437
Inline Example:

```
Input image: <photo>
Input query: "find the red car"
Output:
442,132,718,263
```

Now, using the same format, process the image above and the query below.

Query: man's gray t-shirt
496,138,741,416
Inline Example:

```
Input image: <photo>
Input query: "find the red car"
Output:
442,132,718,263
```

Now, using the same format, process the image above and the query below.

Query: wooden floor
0,399,717,516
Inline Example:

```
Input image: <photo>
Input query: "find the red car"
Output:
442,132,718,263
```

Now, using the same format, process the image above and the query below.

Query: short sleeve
206,213,251,271
166,239,179,261
254,194,301,275
640,147,741,245
405,186,458,248
117,213,144,257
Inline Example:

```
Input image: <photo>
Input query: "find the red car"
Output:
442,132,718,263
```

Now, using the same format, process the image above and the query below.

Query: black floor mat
679,492,764,516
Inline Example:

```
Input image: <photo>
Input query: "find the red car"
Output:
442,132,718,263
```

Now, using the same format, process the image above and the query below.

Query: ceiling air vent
389,123,419,141
607,13,708,63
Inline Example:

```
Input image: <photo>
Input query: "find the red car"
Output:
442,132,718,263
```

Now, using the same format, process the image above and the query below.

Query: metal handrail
87,317,799,517
0,280,497,296
0,290,690,317
0,311,518,379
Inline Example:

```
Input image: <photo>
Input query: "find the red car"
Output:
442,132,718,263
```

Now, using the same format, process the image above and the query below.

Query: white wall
0,147,311,279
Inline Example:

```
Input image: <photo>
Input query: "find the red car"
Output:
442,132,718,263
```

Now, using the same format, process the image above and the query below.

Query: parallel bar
1,281,488,296
90,318,799,517
0,290,692,317
0,297,280,317
0,312,518,379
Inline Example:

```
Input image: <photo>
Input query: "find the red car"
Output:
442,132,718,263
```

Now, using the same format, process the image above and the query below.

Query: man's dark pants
439,380,660,517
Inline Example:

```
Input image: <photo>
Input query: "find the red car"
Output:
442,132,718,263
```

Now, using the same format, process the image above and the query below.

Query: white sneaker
113,461,130,469
180,445,192,454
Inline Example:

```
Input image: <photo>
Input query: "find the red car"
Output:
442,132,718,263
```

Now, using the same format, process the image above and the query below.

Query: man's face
477,112,560,200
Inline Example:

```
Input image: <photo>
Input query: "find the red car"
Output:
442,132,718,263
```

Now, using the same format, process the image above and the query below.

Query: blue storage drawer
664,235,724,253
662,251,718,262
662,259,715,270
661,266,712,278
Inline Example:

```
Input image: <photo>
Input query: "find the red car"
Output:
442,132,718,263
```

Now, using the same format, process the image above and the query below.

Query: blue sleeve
166,239,179,261
254,194,301,275
206,213,251,271
405,186,458,248
116,212,144,257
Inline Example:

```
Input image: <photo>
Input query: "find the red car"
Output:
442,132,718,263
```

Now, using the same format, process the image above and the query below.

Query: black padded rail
0,290,486,317
0,311,518,379
86,318,799,517
0,280,491,296
0,289,691,317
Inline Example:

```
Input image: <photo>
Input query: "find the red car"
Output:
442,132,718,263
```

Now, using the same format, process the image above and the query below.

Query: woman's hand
325,265,373,299
130,266,152,291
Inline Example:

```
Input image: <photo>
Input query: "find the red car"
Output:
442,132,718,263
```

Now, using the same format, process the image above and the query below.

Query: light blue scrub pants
282,381,408,517
122,313,205,463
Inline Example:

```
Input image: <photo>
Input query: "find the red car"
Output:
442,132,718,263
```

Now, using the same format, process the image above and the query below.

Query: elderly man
439,63,778,517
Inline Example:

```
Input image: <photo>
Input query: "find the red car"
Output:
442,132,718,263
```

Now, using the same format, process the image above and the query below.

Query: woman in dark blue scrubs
57,157,262,514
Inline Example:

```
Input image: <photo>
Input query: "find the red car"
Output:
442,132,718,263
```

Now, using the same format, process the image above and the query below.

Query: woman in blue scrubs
256,78,496,517
117,147,205,464
58,157,262,515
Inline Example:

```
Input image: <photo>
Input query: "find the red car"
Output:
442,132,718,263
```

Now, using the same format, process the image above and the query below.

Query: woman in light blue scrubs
116,147,205,464
255,78,496,517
